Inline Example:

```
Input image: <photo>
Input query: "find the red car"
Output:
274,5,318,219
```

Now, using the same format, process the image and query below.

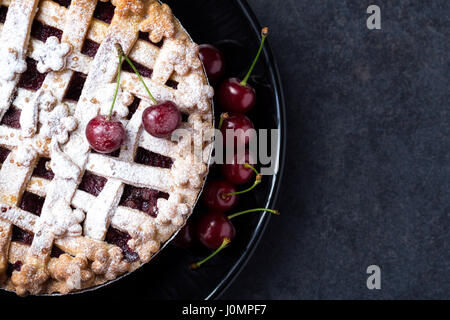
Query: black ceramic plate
1,0,285,300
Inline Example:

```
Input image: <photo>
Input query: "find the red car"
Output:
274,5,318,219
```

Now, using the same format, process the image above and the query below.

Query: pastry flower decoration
177,73,214,112
156,193,190,227
127,221,159,263
171,154,207,189
139,2,175,43
0,47,27,81
88,83,134,120
92,246,130,280
153,39,202,84
35,36,72,73
39,200,85,238
166,39,202,76
48,254,93,293
104,0,144,17
39,103,78,145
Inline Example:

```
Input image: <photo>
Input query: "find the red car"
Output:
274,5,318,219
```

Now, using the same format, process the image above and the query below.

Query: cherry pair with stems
86,44,182,153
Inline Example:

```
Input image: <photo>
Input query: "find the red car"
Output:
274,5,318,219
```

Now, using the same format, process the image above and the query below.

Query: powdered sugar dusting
156,193,190,227
35,36,72,73
0,47,27,81
39,103,78,145
176,72,214,112
86,83,133,120
152,38,201,84
14,145,37,167
20,89,57,138
171,153,207,189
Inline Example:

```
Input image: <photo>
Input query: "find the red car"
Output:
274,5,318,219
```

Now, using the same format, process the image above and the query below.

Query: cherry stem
190,238,231,269
240,27,269,86
218,112,229,130
108,51,123,121
116,43,157,104
244,162,259,175
228,208,279,220
223,163,261,198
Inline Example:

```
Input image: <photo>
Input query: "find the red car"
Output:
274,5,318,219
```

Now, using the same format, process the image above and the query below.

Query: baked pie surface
0,0,213,296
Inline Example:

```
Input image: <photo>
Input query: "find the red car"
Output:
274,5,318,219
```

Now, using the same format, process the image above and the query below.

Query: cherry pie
0,0,213,295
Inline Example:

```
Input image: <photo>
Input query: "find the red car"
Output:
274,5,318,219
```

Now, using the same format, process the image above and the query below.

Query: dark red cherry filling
12,227,34,245
11,228,64,257
120,185,168,217
0,6,8,24
165,79,179,89
138,31,150,42
105,227,139,262
135,147,173,169
50,245,64,258
32,157,54,180
0,147,10,163
122,59,153,78
93,0,115,24
127,97,141,120
53,0,71,8
79,172,107,197
138,31,163,47
30,20,63,42
11,228,65,256
0,106,21,129
18,58,46,91
7,260,23,276
11,193,45,245
64,72,87,101
81,39,100,58
19,192,45,216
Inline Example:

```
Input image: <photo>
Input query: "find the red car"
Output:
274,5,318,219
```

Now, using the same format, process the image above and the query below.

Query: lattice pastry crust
0,0,213,295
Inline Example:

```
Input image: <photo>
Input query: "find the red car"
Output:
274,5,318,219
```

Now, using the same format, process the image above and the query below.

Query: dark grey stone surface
222,0,449,299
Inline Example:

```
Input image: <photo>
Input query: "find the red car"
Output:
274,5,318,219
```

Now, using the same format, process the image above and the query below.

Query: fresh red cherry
222,151,256,185
221,113,255,147
196,211,236,250
172,220,196,248
218,27,268,113
117,43,180,139
86,115,126,153
142,101,181,138
218,77,256,113
86,45,127,154
198,44,225,82
202,180,238,212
